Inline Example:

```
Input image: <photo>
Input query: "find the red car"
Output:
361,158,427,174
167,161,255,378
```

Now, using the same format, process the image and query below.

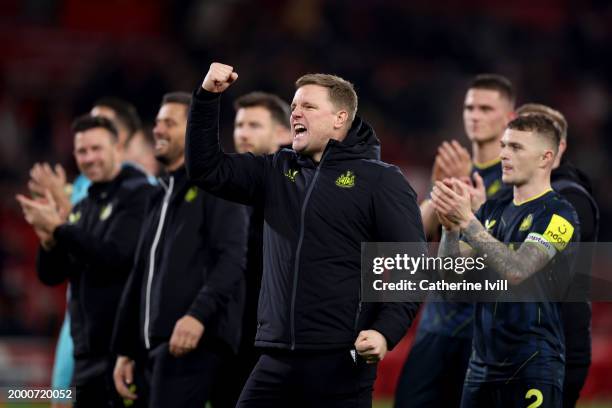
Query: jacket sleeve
187,194,249,326
36,245,73,286
53,185,152,281
185,88,266,206
368,166,425,349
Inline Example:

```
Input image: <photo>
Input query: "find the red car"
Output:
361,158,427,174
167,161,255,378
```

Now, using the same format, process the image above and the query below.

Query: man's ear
506,110,517,123
541,149,555,168
557,139,567,161
334,110,349,130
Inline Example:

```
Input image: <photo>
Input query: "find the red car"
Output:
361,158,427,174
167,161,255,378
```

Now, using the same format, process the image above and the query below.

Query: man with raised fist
185,62,425,407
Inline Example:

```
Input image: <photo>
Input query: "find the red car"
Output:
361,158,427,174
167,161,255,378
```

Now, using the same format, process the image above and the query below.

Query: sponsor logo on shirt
543,214,574,251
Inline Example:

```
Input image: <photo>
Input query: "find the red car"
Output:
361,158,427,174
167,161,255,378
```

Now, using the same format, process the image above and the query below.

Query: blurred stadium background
0,0,611,406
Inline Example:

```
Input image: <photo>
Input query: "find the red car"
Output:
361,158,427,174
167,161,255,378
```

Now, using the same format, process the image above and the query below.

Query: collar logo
284,169,299,182
68,211,81,224
519,214,533,231
100,203,113,221
485,218,496,230
335,171,356,188
185,187,198,203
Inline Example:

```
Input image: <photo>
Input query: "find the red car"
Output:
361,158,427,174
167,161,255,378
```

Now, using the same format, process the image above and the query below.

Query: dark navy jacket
186,89,424,351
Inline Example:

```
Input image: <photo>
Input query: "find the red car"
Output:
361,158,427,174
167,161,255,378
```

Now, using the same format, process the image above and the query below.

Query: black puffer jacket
186,89,424,351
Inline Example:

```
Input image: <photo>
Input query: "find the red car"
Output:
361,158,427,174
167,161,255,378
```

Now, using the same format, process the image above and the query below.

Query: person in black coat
17,115,154,408
186,63,425,407
111,92,248,408
211,91,292,407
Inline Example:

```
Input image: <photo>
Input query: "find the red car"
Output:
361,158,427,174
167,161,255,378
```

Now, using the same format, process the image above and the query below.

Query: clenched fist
202,63,239,93
355,329,388,364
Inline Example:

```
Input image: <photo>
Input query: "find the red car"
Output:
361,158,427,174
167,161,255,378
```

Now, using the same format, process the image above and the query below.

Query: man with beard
112,92,248,408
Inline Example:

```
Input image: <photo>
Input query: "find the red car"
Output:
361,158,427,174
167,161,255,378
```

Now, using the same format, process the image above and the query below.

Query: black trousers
561,301,591,408
237,349,377,408
395,331,472,408
74,363,122,408
563,363,590,408
136,343,222,408
211,342,260,408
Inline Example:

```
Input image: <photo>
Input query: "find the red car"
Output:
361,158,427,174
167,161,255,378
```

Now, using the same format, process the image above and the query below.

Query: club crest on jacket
284,169,299,182
99,203,113,221
335,171,355,188
185,186,198,202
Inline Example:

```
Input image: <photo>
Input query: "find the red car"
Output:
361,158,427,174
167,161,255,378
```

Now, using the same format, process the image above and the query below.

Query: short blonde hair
516,103,567,141
295,74,358,123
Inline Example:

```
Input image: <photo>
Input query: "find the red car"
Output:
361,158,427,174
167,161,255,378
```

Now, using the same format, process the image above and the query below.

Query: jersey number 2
525,388,543,408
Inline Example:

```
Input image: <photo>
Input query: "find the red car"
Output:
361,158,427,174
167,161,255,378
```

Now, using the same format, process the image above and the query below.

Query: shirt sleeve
523,202,579,259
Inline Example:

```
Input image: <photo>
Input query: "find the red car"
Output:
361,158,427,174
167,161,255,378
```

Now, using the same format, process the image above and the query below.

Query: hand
434,141,472,181
34,226,55,250
431,178,474,230
460,172,486,213
431,156,445,183
113,356,137,400
436,210,459,232
16,190,63,238
28,162,72,219
354,330,388,364
202,63,238,93
169,315,205,357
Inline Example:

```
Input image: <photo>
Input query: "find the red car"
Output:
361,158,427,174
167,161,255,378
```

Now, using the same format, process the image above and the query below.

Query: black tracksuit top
37,166,153,359
186,89,425,351
112,166,248,357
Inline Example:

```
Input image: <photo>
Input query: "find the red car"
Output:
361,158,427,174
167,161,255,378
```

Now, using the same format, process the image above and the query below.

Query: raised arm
185,63,266,206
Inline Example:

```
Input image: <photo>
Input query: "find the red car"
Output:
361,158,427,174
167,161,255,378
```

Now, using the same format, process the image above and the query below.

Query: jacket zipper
143,176,174,349
290,151,329,350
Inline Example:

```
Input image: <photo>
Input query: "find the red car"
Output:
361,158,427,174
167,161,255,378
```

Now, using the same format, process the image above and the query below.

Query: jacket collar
87,166,136,201
157,165,192,197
